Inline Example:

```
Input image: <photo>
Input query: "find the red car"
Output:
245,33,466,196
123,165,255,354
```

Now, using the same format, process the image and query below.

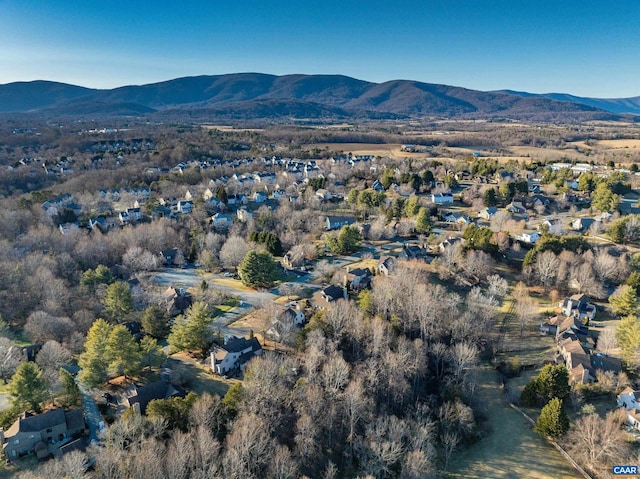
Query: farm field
310,142,432,160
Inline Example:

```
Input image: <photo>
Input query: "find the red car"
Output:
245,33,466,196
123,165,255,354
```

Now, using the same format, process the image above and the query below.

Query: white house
542,218,563,235
237,208,253,222
560,294,597,321
518,232,540,244
618,387,640,411
431,193,454,204
477,207,497,220
176,200,193,214
315,189,333,201
119,207,142,224
618,387,640,431
210,336,262,375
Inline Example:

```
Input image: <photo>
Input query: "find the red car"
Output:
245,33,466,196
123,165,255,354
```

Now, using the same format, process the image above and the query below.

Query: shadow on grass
447,365,581,479
166,354,236,397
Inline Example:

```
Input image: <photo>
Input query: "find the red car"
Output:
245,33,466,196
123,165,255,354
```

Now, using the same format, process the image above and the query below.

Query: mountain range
0,73,638,121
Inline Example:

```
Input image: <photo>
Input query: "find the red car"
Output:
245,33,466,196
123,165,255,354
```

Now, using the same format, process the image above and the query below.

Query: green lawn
212,297,240,317
447,365,582,479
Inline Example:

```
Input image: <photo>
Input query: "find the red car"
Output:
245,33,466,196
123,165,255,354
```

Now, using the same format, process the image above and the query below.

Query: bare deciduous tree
565,410,630,476
223,413,274,479
36,340,72,388
322,353,350,396
597,327,618,354
448,342,479,381
0,337,22,384
487,274,508,298
535,250,560,291
122,246,160,272
24,311,77,344
220,235,251,270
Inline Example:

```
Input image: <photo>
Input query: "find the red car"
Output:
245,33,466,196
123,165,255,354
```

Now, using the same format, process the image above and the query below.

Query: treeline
17,263,502,479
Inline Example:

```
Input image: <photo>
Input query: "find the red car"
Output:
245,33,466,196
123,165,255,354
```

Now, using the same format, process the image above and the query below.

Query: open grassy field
310,142,432,160
597,139,640,149
447,365,582,479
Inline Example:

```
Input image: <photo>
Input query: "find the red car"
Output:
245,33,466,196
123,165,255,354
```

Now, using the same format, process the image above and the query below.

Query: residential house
507,201,526,214
88,217,112,233
227,194,248,206
266,307,306,342
252,191,268,203
160,248,182,266
326,216,355,231
439,237,463,252
540,315,589,341
237,208,253,222
162,286,193,316
119,207,142,224
444,212,471,225
129,187,151,201
281,251,300,269
377,256,396,276
560,294,597,321
175,200,193,214
517,232,540,244
210,336,262,375
477,206,497,220
530,195,551,208
1,409,85,460
618,387,640,412
211,213,233,229
400,243,428,261
122,381,185,414
617,387,640,431
371,180,384,192
431,193,454,204
322,285,347,303
594,211,612,222
541,218,563,235
202,188,216,201
560,339,595,384
345,267,373,291
313,188,331,201
42,193,74,216
558,333,620,385
571,217,594,232
253,172,276,184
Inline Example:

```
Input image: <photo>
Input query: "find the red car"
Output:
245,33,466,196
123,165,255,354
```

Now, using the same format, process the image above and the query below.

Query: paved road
76,380,104,443
154,268,279,336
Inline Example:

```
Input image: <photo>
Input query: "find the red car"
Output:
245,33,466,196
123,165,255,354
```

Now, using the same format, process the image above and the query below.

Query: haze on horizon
1,0,638,98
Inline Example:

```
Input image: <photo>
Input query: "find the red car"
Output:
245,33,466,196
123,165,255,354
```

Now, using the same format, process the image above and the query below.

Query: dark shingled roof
219,336,261,354
322,285,344,301
124,381,186,414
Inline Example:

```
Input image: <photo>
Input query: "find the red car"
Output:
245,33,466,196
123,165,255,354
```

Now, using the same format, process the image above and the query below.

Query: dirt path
447,365,581,479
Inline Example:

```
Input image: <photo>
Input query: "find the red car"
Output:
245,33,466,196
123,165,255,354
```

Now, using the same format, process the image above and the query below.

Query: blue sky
0,0,638,97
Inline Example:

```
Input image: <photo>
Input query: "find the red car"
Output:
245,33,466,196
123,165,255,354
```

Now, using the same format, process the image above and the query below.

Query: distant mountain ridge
0,73,636,121
496,89,640,116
